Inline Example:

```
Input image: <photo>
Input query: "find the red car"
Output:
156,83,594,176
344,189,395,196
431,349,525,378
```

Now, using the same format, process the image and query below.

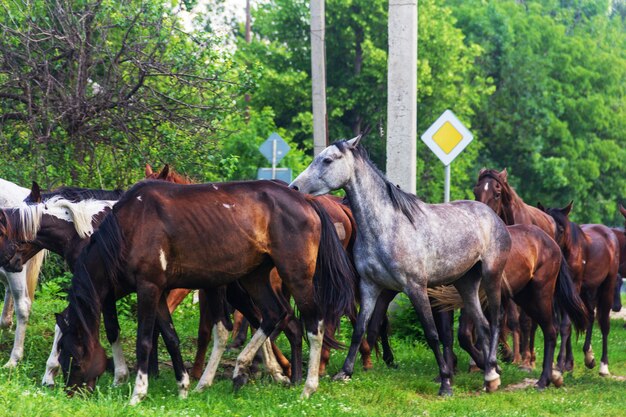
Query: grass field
0,285,625,417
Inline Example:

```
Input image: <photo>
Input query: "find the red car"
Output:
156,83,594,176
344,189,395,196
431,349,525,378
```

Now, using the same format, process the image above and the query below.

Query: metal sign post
421,110,473,203
258,132,292,182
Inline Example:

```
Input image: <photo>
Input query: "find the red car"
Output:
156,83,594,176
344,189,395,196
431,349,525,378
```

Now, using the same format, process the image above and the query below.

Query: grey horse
289,135,511,395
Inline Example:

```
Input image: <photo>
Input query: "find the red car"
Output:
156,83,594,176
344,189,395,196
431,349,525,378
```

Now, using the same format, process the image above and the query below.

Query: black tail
554,255,588,333
308,198,357,344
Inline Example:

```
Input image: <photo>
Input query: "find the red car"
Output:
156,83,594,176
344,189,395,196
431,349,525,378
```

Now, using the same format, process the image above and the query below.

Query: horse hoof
551,370,564,388
332,371,352,382
233,375,248,392
534,383,547,392
584,358,595,369
386,362,398,369
438,386,453,396
518,364,533,373
485,377,501,393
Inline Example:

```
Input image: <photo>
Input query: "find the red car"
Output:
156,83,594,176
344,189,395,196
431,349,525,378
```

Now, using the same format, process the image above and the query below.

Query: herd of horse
0,135,623,405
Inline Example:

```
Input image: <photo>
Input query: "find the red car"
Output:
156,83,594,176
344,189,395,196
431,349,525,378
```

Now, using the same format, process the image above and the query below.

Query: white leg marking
484,368,500,382
302,320,324,399
196,322,229,392
599,361,610,376
261,339,290,384
129,370,149,406
112,338,129,385
178,372,190,399
233,328,268,381
42,324,62,386
5,273,31,368
159,248,167,272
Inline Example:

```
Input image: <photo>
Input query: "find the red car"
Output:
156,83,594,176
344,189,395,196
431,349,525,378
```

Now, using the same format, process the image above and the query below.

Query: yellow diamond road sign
421,110,473,166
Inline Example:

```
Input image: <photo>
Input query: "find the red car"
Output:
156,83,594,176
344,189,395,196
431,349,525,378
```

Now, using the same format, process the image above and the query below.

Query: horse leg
457,309,483,371
434,309,455,382
581,289,598,369
597,277,615,376
190,289,214,380
102,292,129,385
229,311,249,349
404,283,452,396
556,312,572,372
456,266,501,392
0,287,13,329
148,327,160,377
4,270,31,368
129,283,162,406
270,338,292,379
518,308,534,371
42,324,62,386
322,319,339,375
365,289,398,368
154,295,190,400
332,280,381,381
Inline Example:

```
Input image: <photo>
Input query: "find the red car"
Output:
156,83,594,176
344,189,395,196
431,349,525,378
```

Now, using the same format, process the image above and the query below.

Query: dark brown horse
146,164,394,381
431,224,588,389
540,202,620,375
474,168,557,369
56,179,356,404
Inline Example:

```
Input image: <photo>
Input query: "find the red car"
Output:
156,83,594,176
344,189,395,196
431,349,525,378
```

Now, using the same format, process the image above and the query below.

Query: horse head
473,168,511,220
290,134,364,195
0,210,21,269
145,164,193,185
56,311,107,395
538,201,573,250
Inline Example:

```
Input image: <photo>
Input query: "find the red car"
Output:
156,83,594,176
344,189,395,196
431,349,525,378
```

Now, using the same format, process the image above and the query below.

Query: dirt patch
503,378,538,391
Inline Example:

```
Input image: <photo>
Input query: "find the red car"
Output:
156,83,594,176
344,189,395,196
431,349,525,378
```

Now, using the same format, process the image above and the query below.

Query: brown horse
431,224,588,389
540,202,620,375
56,179,356,404
146,164,392,381
474,168,557,368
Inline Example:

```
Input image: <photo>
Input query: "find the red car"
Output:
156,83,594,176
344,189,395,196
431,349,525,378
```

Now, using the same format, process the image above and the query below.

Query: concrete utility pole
386,0,417,194
310,0,327,156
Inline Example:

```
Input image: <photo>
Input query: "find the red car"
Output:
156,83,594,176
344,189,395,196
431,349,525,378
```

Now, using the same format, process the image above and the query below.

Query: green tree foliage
0,0,248,188
237,0,492,202
447,0,626,223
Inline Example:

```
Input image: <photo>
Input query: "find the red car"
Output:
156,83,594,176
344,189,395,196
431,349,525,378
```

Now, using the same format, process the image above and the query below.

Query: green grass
0,288,625,416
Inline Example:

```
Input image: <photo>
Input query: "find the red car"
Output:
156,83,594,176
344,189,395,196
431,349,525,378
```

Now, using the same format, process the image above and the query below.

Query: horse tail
25,249,46,301
554,255,588,333
307,198,356,339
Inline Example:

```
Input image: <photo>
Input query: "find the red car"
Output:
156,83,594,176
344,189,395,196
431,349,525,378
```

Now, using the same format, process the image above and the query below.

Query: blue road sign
257,168,292,183
259,133,290,164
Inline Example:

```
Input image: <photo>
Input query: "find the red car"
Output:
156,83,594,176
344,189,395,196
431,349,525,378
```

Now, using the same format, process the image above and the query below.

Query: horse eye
323,157,333,164
494,192,501,200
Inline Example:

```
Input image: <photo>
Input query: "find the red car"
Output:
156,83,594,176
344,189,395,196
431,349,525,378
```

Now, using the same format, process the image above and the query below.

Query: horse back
580,224,620,281
518,203,557,239
610,228,626,276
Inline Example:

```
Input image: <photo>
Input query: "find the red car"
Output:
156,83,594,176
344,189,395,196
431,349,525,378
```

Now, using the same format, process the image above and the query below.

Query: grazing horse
0,178,46,368
431,224,588,389
290,135,511,395
541,203,620,375
474,168,557,368
55,180,356,404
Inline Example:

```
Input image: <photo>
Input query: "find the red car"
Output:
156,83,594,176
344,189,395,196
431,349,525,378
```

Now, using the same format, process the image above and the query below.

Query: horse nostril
290,185,299,191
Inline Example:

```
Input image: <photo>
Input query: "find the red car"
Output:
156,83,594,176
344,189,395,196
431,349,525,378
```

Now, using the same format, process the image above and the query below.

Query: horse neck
35,215,87,268
343,158,413,236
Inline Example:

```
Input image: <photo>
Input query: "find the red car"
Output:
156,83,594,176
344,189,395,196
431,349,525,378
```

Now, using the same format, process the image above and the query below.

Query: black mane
334,140,422,224
30,187,125,203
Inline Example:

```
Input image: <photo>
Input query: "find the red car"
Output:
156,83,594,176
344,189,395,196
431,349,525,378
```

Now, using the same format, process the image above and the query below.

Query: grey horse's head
290,135,362,195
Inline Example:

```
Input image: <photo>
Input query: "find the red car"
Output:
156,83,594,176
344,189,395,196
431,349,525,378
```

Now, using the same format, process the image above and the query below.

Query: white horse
0,178,47,367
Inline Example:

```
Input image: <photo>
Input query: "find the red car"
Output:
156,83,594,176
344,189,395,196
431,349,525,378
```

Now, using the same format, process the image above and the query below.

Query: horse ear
347,134,362,149
55,312,68,332
29,181,42,203
499,168,508,183
562,200,574,216
619,204,626,218
479,167,487,175
157,164,170,180
537,202,545,212
145,164,153,176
